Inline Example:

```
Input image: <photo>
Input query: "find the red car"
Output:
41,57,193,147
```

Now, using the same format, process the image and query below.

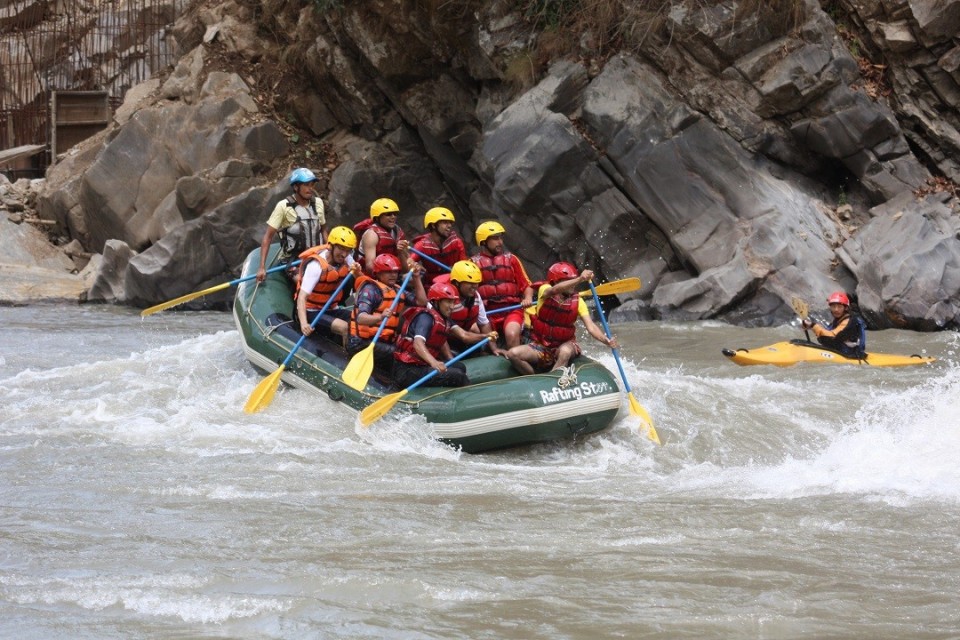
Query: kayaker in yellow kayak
801,291,866,358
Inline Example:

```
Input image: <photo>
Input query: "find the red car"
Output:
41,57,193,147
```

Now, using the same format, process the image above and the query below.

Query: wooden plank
0,144,45,165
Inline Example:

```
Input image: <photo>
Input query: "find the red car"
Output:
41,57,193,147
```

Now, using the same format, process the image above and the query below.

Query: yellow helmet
475,220,506,245
450,260,482,284
424,207,455,228
370,197,400,219
327,226,357,250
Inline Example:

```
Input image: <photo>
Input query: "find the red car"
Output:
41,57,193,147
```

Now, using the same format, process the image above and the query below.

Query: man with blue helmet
256,168,328,282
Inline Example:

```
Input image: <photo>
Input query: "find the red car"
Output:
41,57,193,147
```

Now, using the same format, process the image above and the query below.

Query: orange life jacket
349,275,402,341
294,245,351,309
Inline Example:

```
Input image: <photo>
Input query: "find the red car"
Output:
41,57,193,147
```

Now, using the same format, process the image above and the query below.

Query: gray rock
838,191,960,329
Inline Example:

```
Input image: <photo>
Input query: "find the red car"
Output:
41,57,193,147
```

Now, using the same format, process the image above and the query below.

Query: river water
2,304,959,638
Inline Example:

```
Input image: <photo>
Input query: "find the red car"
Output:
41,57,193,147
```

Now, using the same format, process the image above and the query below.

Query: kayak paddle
141,259,301,317
243,273,354,414
359,337,493,427
342,270,415,392
791,296,812,341
588,281,660,445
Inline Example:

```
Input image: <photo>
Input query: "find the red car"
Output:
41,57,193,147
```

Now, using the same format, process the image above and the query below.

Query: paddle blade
580,277,642,297
628,392,660,445
141,282,230,317
342,344,375,391
790,296,809,319
244,365,285,414
360,389,409,427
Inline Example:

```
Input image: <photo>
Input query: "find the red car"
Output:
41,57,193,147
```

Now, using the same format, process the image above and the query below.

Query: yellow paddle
140,260,301,317
790,296,812,341
342,270,415,391
243,273,354,414
359,337,493,427
588,281,660,445
580,277,641,297
525,277,643,320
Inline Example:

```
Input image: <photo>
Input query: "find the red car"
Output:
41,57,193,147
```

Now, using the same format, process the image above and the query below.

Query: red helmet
827,291,850,306
373,254,401,273
546,261,578,284
428,282,459,302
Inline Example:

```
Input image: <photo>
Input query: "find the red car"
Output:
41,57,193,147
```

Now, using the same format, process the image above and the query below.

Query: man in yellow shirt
505,262,617,375
256,168,328,282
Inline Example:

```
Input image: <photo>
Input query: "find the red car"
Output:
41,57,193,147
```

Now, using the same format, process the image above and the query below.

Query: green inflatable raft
233,248,622,453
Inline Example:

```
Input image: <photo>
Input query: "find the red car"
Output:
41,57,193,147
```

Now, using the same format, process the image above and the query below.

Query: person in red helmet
433,259,503,357
392,281,479,388
802,291,866,357
347,253,426,373
505,262,617,375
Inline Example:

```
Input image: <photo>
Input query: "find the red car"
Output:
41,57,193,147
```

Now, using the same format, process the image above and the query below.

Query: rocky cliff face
27,0,960,329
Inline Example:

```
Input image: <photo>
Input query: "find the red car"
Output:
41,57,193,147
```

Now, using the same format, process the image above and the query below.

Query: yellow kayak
721,340,936,367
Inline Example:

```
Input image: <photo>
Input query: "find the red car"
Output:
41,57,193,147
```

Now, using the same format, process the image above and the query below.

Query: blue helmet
290,168,318,186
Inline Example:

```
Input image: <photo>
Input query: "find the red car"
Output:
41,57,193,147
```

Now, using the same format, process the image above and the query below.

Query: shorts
489,309,525,332
528,340,581,372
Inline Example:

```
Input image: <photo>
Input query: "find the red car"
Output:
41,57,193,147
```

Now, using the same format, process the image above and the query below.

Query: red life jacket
472,253,521,307
349,275,402,341
354,219,405,264
294,245,350,309
394,306,449,365
429,274,479,330
412,233,465,286
530,293,579,348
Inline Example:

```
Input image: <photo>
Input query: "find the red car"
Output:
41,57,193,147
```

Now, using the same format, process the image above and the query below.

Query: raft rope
264,319,294,337
556,365,577,389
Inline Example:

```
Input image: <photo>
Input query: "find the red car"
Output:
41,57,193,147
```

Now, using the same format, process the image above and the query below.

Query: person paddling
392,282,474,389
294,226,361,342
346,254,426,374
433,260,502,357
506,262,617,375
802,291,866,357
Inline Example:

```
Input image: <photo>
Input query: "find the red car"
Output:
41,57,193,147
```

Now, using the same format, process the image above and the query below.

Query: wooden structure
49,91,112,163
0,0,180,179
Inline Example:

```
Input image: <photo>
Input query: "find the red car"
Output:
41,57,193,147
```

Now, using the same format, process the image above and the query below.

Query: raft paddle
407,252,642,299
486,277,645,317
359,337,493,427
588,281,660,445
141,260,302,317
579,277,641,297
342,270,416,392
791,296,812,341
243,273,354,414
409,247,452,272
